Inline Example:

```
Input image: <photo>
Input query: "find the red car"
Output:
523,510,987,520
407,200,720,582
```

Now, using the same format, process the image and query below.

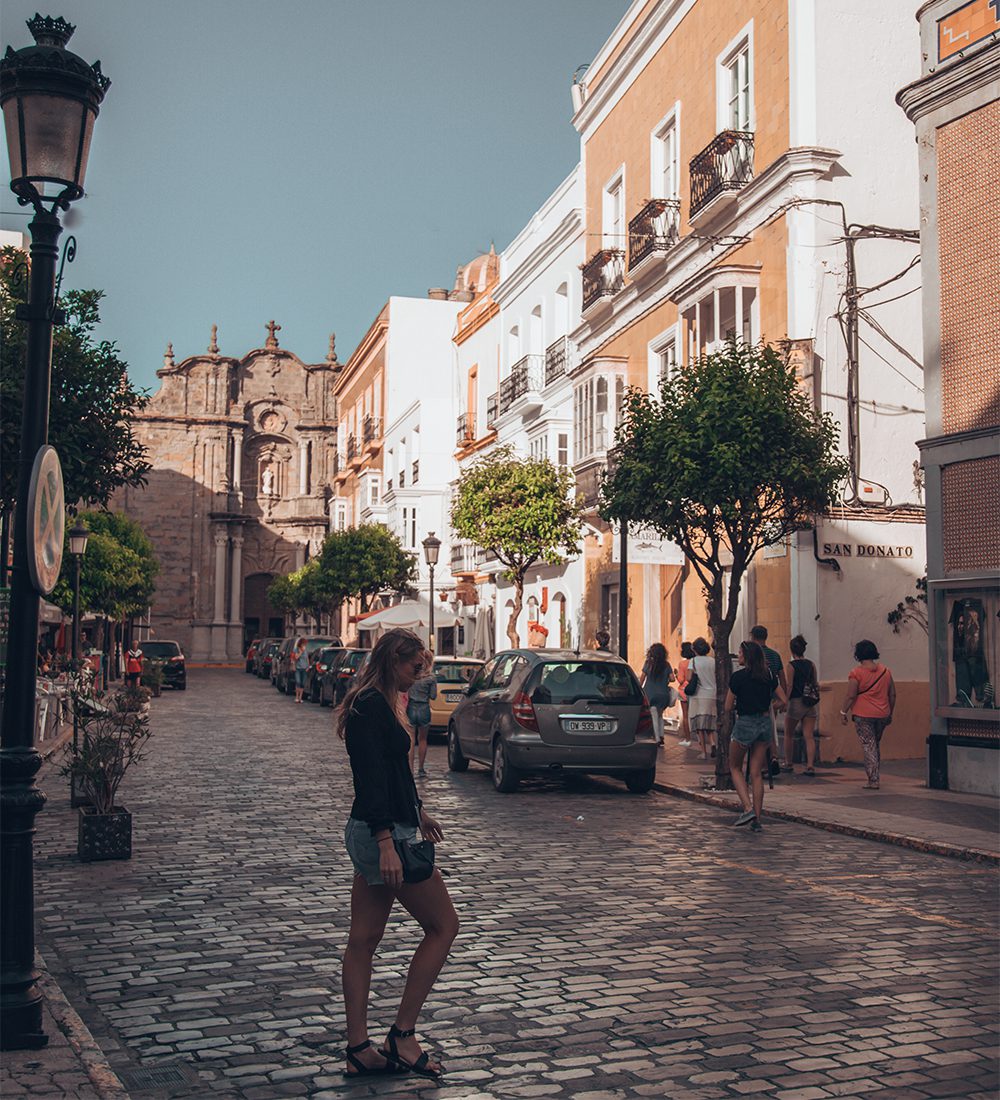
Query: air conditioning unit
859,480,889,505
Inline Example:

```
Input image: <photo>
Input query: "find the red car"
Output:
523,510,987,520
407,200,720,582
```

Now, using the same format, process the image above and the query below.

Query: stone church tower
117,323,339,659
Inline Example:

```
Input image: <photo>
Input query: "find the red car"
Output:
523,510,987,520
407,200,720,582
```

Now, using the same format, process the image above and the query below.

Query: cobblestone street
30,670,999,1099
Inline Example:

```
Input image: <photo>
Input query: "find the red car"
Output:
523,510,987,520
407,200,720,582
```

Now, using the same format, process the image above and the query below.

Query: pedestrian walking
725,640,787,830
639,643,675,746
124,643,143,690
750,625,788,771
594,629,612,652
841,639,895,789
407,651,438,778
686,637,717,760
338,628,458,1079
293,638,309,703
676,641,695,746
784,635,820,775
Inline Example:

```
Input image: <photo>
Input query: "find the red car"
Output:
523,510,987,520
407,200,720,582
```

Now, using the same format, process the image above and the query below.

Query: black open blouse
345,687,422,836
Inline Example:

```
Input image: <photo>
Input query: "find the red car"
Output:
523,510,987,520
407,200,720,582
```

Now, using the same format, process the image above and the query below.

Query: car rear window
142,642,181,659
317,647,342,662
343,651,367,669
434,662,481,684
531,661,641,705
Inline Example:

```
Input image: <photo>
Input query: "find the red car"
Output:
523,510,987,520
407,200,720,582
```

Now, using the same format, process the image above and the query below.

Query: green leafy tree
600,341,849,787
1,245,151,517
266,573,299,624
319,525,416,613
51,511,159,620
267,558,342,631
451,445,582,647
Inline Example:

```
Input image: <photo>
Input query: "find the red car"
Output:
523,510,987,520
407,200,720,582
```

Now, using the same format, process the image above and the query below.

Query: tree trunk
712,618,735,789
506,577,523,648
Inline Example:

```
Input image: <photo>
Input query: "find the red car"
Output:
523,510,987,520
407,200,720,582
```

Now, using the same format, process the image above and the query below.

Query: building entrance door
244,573,278,649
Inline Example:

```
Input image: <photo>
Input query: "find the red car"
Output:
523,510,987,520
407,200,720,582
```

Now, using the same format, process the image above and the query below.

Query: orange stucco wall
583,0,790,249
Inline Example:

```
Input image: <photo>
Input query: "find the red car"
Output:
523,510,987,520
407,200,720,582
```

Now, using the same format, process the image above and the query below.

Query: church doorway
244,573,283,649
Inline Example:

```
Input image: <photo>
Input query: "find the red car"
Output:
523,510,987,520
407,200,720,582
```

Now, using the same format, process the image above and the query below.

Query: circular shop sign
26,445,65,596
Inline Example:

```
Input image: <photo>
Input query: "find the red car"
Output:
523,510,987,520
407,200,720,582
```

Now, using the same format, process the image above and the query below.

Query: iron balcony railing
411,459,419,484
486,392,498,429
581,249,625,312
346,435,357,460
331,451,339,475
498,354,544,414
457,411,476,445
689,129,754,218
545,336,570,386
450,540,489,574
628,198,682,269
398,468,405,488
362,414,382,444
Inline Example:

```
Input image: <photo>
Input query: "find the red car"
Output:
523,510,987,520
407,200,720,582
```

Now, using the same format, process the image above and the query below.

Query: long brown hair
335,628,424,739
740,640,770,681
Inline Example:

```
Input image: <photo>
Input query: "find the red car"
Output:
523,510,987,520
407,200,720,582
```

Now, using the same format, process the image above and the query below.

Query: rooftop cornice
896,38,1000,122
493,210,583,308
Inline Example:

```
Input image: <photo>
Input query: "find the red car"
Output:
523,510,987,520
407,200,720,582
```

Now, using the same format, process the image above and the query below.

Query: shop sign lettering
822,543,914,559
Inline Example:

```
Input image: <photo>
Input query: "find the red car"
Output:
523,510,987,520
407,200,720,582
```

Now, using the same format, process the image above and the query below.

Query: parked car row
244,636,368,707
141,640,187,690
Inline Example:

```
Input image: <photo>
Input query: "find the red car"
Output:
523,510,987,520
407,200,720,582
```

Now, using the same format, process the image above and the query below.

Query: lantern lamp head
68,520,88,557
0,15,111,213
422,532,441,568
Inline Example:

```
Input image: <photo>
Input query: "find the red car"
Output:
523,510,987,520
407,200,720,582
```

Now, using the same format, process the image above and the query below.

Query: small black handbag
394,838,435,883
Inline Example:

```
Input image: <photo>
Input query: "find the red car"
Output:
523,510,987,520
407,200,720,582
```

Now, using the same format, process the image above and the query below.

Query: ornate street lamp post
422,533,441,654
0,15,110,1050
68,520,88,807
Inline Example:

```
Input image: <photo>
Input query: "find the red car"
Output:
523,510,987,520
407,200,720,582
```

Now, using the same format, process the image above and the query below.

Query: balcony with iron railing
362,414,382,446
628,198,681,273
456,411,476,446
450,539,488,575
581,249,625,313
689,129,754,223
486,392,498,430
545,336,570,387
346,434,357,461
498,354,544,415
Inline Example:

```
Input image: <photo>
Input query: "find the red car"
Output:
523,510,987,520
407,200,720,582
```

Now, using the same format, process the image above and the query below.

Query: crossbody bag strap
856,667,887,696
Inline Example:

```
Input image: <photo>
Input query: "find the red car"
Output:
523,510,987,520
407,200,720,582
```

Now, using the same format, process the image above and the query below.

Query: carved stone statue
261,465,275,496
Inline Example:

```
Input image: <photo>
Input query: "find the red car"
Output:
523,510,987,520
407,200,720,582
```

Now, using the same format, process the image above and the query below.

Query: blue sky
1,1,627,391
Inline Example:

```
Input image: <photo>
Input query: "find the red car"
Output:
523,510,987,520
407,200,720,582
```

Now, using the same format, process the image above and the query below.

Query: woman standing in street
639,643,674,746
676,641,696,746
406,653,438,778
338,628,458,1079
725,640,786,830
841,639,895,789
686,637,717,761
784,635,819,775
292,638,309,704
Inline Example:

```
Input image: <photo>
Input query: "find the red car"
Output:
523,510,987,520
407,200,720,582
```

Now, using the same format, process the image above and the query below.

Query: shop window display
932,580,999,717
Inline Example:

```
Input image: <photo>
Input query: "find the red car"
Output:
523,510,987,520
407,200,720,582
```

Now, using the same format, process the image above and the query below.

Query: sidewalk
653,728,1000,863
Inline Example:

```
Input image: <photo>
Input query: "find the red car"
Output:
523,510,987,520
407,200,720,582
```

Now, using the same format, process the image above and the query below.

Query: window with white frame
651,107,680,199
400,506,419,550
681,284,758,361
648,327,679,392
529,433,549,462
366,473,380,509
602,167,625,248
332,499,348,532
719,28,753,132
574,373,627,462
557,432,569,468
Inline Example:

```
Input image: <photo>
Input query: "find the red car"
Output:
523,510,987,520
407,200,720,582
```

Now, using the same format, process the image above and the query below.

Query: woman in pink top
840,639,896,789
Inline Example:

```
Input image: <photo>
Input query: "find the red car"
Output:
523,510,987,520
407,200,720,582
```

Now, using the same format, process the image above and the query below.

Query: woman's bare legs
748,741,769,817
342,876,395,1069
383,870,459,1070
782,712,797,771
417,727,429,773
729,740,751,811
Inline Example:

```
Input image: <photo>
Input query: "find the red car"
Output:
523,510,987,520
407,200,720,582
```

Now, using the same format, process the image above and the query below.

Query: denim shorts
732,712,773,747
345,817,418,886
295,669,306,688
406,701,432,728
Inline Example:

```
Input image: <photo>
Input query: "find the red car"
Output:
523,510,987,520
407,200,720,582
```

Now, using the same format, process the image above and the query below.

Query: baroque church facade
116,323,339,660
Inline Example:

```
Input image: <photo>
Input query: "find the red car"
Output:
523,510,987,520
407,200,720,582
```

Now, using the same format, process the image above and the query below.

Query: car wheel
177,682,187,692
310,683,320,704
447,723,469,772
492,736,519,792
625,768,655,793
319,687,330,708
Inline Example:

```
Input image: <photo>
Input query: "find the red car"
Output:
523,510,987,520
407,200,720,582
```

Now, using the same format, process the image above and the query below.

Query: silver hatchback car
447,649,657,793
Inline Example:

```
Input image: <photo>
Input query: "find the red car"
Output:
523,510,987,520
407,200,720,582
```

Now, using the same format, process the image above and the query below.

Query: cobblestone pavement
32,670,999,1099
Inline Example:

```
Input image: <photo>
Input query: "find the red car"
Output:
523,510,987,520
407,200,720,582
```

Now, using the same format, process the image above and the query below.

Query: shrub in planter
60,691,153,862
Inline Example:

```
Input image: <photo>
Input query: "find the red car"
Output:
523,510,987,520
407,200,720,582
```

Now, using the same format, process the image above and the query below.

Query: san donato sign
822,542,915,559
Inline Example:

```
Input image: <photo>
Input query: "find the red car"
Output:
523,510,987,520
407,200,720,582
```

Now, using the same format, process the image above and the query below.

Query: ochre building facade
116,324,340,660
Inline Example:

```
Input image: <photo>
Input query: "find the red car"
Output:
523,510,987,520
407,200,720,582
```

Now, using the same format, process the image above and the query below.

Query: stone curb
653,780,1000,866
36,953,131,1100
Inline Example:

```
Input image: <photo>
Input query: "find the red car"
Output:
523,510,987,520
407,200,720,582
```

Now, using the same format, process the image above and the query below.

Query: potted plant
60,690,153,862
141,658,163,697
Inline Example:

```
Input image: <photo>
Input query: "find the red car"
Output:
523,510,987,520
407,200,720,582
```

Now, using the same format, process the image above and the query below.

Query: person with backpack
125,642,143,689
784,635,820,775
840,639,895,790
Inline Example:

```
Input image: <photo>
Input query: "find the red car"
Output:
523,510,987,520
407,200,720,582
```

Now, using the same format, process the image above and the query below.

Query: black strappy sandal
383,1024,443,1078
343,1038,408,1077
